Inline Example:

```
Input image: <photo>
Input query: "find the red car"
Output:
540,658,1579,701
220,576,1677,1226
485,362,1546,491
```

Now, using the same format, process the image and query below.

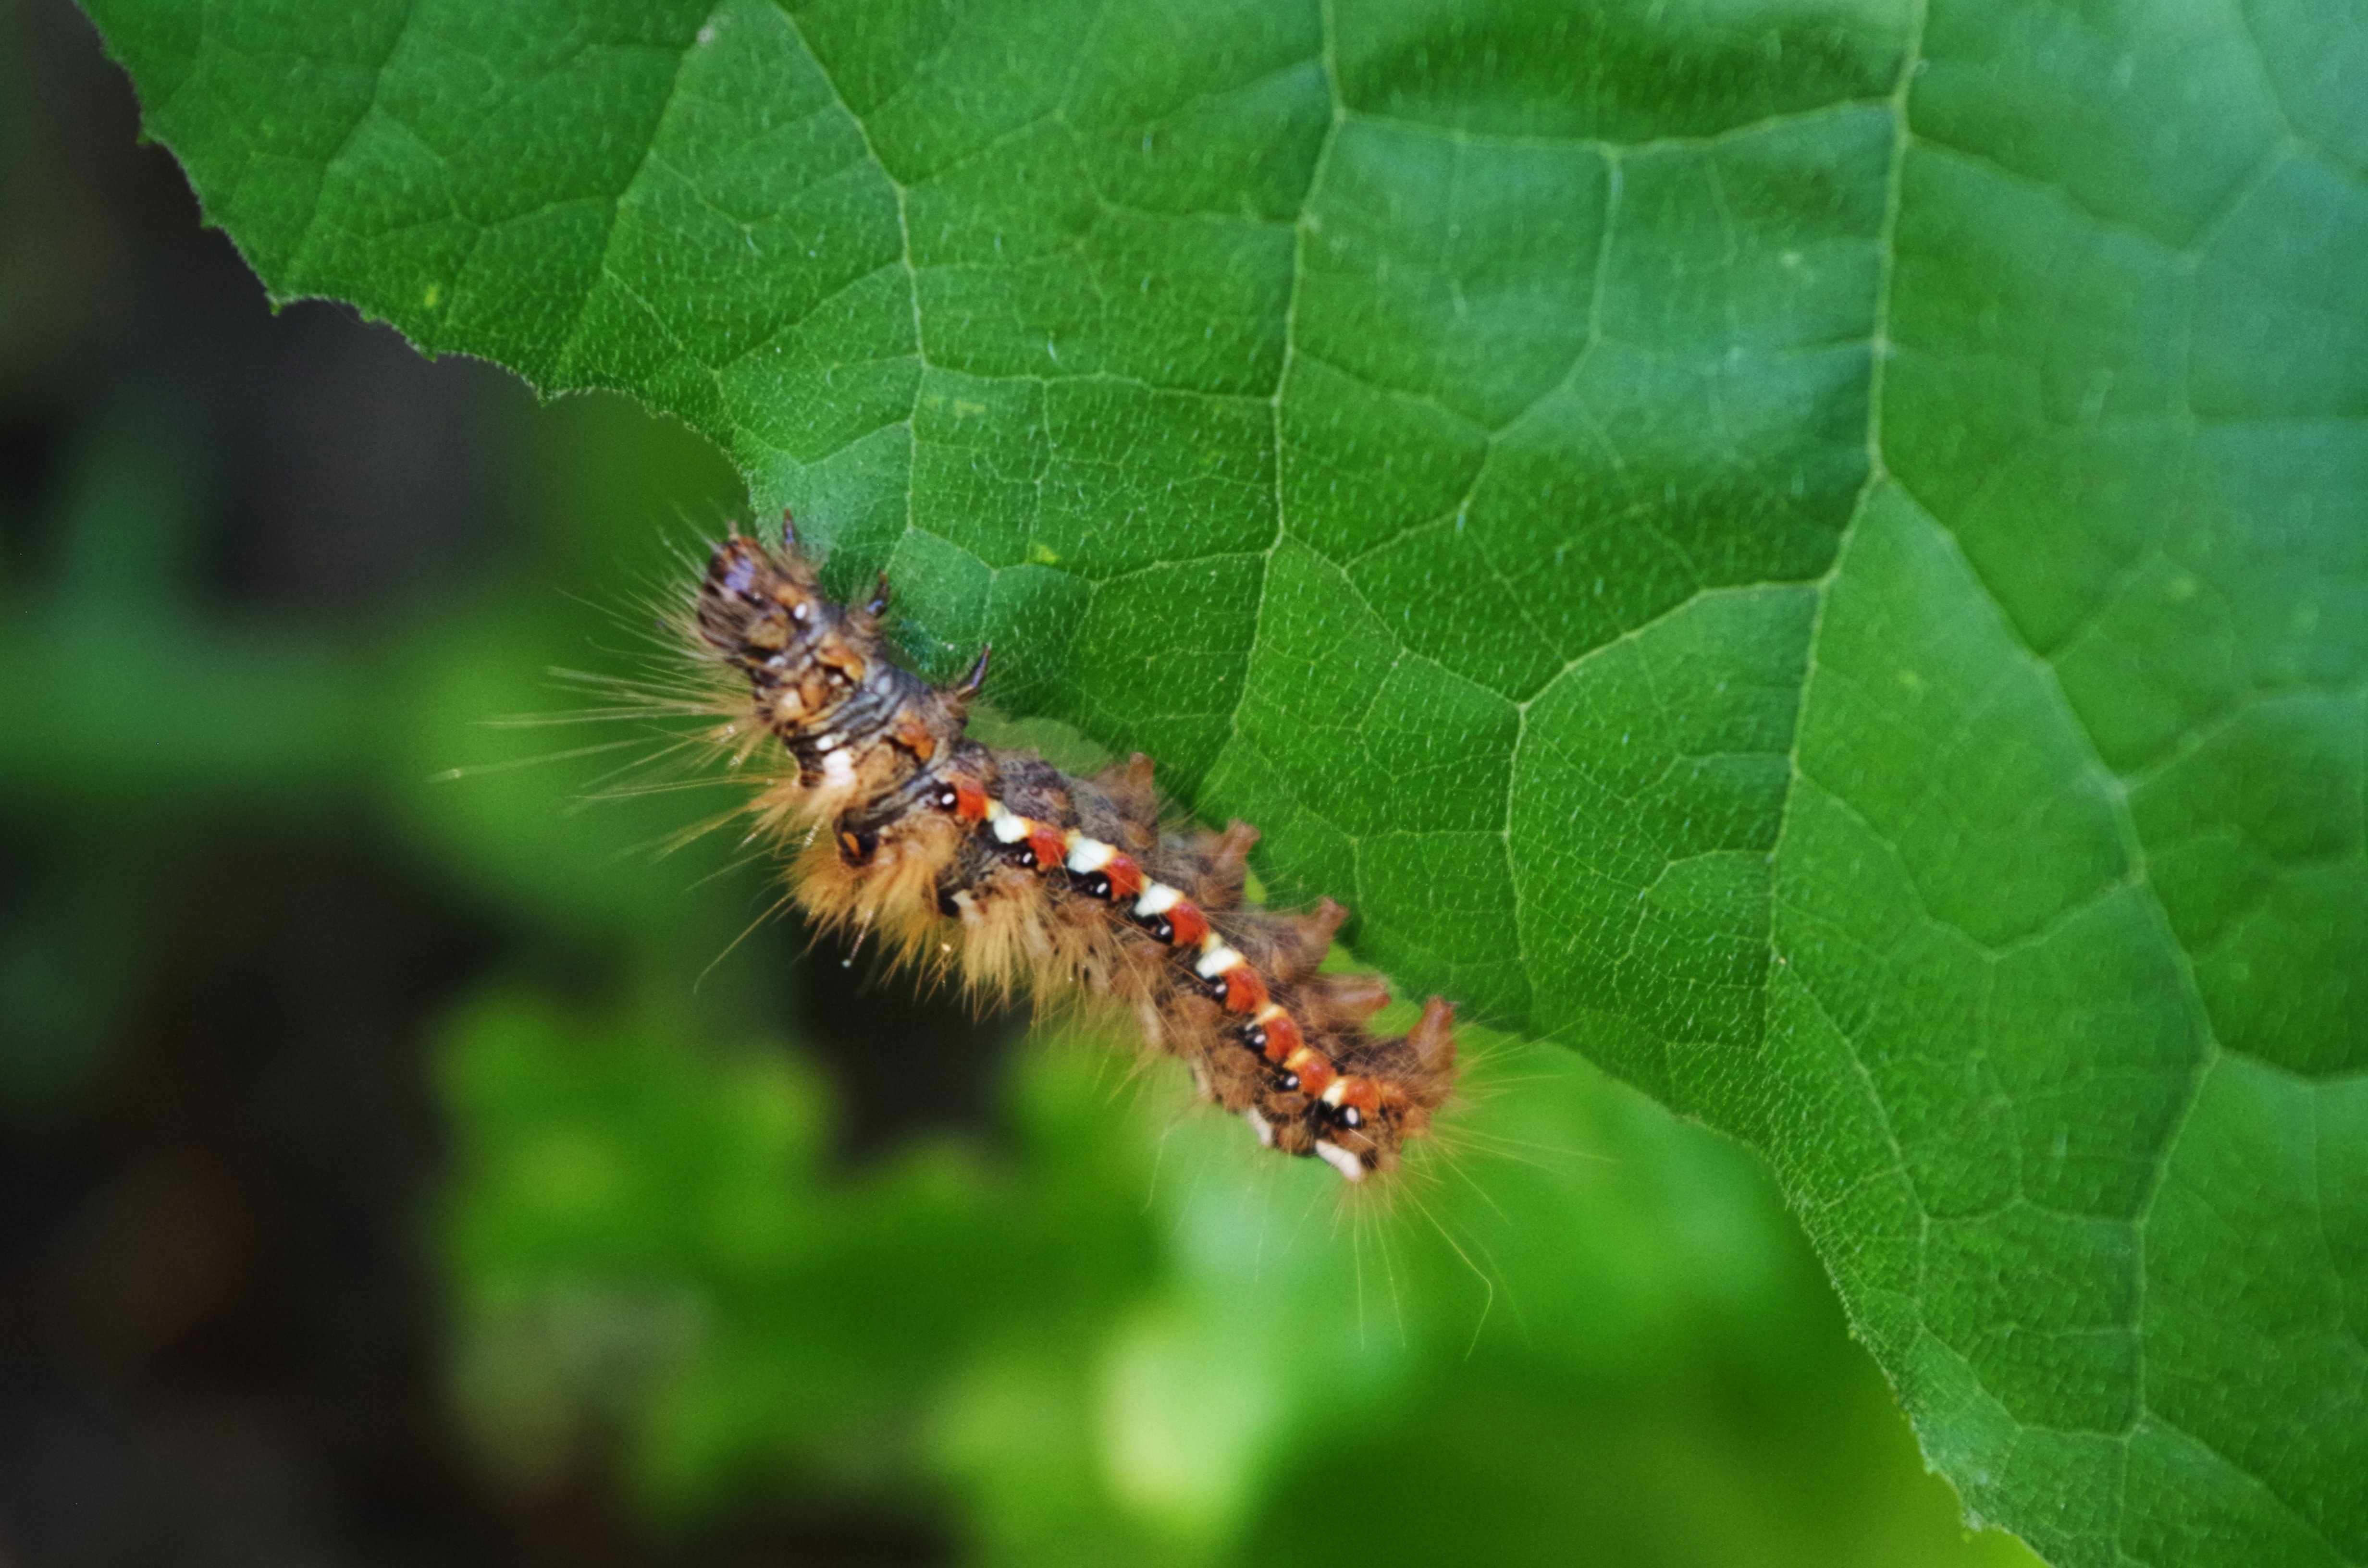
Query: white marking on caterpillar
1315,1141,1367,1182
1066,836,1116,874
1133,883,1182,918
1195,943,1245,980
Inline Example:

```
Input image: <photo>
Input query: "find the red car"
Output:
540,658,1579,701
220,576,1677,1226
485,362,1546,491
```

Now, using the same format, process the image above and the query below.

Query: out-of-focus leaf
437,988,2019,1566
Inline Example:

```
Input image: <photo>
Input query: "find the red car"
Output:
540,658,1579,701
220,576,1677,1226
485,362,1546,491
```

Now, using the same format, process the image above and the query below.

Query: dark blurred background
0,3,2044,1565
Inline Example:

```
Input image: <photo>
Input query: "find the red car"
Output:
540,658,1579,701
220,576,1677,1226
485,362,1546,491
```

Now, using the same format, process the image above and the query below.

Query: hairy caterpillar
691,521,1458,1180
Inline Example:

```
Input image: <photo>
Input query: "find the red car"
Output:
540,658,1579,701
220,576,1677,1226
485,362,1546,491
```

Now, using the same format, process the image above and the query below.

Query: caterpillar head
697,534,857,699
699,530,974,799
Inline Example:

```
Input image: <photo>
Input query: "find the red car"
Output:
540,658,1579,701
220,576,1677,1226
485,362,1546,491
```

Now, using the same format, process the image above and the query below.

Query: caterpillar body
692,523,1458,1180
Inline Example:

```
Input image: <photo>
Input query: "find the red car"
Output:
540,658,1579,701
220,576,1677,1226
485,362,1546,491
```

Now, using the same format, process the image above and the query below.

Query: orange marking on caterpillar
1249,1005,1303,1064
1027,826,1070,874
1165,900,1209,950
1063,837,1147,904
1282,1046,1337,1101
1216,965,1267,1015
1328,1076,1381,1115
1100,853,1144,902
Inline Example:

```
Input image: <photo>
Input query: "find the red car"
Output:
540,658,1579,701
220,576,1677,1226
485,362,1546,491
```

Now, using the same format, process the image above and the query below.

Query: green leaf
83,0,2365,1560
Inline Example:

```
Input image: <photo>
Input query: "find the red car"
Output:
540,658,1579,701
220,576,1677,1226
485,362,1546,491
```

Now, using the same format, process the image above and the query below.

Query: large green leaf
81,0,2365,1560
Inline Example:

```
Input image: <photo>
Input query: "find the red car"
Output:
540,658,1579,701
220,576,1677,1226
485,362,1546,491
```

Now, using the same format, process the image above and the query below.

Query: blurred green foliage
435,984,2036,1568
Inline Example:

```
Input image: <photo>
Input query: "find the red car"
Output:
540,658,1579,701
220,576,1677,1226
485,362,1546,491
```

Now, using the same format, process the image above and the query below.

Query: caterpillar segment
694,526,1458,1179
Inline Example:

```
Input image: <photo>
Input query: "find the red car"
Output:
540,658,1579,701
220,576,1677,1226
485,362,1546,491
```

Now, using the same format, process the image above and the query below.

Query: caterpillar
690,520,1458,1181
